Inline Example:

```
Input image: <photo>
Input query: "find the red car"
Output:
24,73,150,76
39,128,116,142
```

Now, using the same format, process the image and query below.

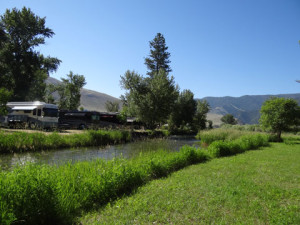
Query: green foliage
260,97,300,140
193,99,210,130
207,134,270,157
221,113,237,125
120,69,179,128
0,130,131,153
0,146,210,224
144,33,171,77
0,88,12,115
221,124,263,132
168,89,196,133
56,71,86,110
0,7,61,101
0,129,276,224
105,101,120,112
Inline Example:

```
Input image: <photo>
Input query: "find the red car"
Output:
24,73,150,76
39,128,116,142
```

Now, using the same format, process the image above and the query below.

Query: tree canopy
0,7,60,101
57,72,86,110
120,69,178,128
105,101,120,112
169,89,196,130
0,88,12,115
259,97,300,140
221,114,237,125
144,33,171,77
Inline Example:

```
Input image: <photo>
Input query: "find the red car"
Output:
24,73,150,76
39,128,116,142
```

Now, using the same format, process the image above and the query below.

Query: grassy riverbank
0,131,270,225
0,129,131,153
81,142,300,224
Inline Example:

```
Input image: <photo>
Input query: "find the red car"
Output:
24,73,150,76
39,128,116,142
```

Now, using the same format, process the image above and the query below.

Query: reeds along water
0,146,210,225
0,130,131,153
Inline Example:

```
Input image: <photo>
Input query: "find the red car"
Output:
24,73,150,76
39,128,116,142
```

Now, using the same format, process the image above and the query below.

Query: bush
207,134,270,157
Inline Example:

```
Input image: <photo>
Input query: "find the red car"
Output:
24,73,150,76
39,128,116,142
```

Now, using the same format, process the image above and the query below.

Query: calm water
0,136,200,170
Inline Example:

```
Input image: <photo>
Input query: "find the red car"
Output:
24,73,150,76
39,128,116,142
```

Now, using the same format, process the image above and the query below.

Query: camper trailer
6,101,58,129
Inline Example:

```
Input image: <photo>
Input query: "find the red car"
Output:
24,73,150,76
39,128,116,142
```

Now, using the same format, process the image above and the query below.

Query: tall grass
0,146,209,225
0,130,131,153
196,129,253,145
0,131,271,225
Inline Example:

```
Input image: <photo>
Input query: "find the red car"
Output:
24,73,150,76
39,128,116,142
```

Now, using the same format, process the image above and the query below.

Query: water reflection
0,136,200,170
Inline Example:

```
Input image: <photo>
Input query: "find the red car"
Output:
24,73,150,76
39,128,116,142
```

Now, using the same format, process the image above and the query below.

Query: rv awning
12,106,37,110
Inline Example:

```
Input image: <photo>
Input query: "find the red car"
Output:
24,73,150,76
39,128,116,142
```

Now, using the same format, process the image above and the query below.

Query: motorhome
6,101,59,129
58,110,101,129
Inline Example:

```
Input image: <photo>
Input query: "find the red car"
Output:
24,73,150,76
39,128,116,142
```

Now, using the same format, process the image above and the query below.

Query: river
0,136,200,170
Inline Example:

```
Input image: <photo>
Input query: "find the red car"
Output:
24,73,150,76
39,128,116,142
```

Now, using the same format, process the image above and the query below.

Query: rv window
91,115,100,121
24,110,31,114
43,108,58,117
33,109,36,116
38,109,41,117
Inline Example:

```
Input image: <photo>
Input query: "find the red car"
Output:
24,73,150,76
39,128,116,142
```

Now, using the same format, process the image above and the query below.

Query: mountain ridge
47,77,300,125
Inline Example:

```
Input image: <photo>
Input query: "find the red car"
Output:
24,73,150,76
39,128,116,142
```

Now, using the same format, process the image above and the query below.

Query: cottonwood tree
194,100,210,130
260,97,300,141
169,89,197,131
105,101,120,112
57,71,86,110
144,33,171,77
120,69,178,128
0,7,61,101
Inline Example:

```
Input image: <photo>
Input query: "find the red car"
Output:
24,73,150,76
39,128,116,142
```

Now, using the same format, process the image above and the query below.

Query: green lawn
80,143,300,224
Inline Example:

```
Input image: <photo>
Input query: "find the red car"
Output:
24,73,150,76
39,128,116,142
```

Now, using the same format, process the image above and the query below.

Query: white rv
6,101,58,129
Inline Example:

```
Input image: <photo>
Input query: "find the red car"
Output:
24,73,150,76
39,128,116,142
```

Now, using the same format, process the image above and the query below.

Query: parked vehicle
58,110,101,129
6,101,59,129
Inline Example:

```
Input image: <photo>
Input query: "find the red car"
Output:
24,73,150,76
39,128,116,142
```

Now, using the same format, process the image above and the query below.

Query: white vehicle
6,101,58,129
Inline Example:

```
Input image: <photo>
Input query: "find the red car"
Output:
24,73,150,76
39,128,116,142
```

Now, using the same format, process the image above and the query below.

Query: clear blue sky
2,0,300,99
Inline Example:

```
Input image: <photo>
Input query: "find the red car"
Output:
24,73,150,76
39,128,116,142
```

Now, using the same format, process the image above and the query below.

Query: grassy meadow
81,142,300,225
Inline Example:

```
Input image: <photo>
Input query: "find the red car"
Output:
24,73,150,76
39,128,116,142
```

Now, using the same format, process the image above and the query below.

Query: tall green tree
0,88,12,115
169,89,197,130
194,100,210,130
105,101,120,112
260,97,300,141
57,71,86,110
144,33,171,77
120,69,178,128
0,7,60,101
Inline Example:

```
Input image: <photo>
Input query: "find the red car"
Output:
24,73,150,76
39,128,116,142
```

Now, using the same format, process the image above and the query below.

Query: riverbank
0,132,270,224
0,128,171,154
0,129,131,153
81,142,300,224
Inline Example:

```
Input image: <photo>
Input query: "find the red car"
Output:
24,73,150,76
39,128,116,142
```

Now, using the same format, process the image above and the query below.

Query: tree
221,114,237,125
57,71,86,110
259,97,300,141
194,100,210,130
120,69,178,128
169,89,197,131
144,33,171,77
0,7,61,101
0,88,12,115
105,101,120,112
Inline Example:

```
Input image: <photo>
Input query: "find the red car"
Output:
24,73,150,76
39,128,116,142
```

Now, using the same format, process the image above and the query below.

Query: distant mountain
203,94,300,125
46,77,121,112
47,77,300,125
